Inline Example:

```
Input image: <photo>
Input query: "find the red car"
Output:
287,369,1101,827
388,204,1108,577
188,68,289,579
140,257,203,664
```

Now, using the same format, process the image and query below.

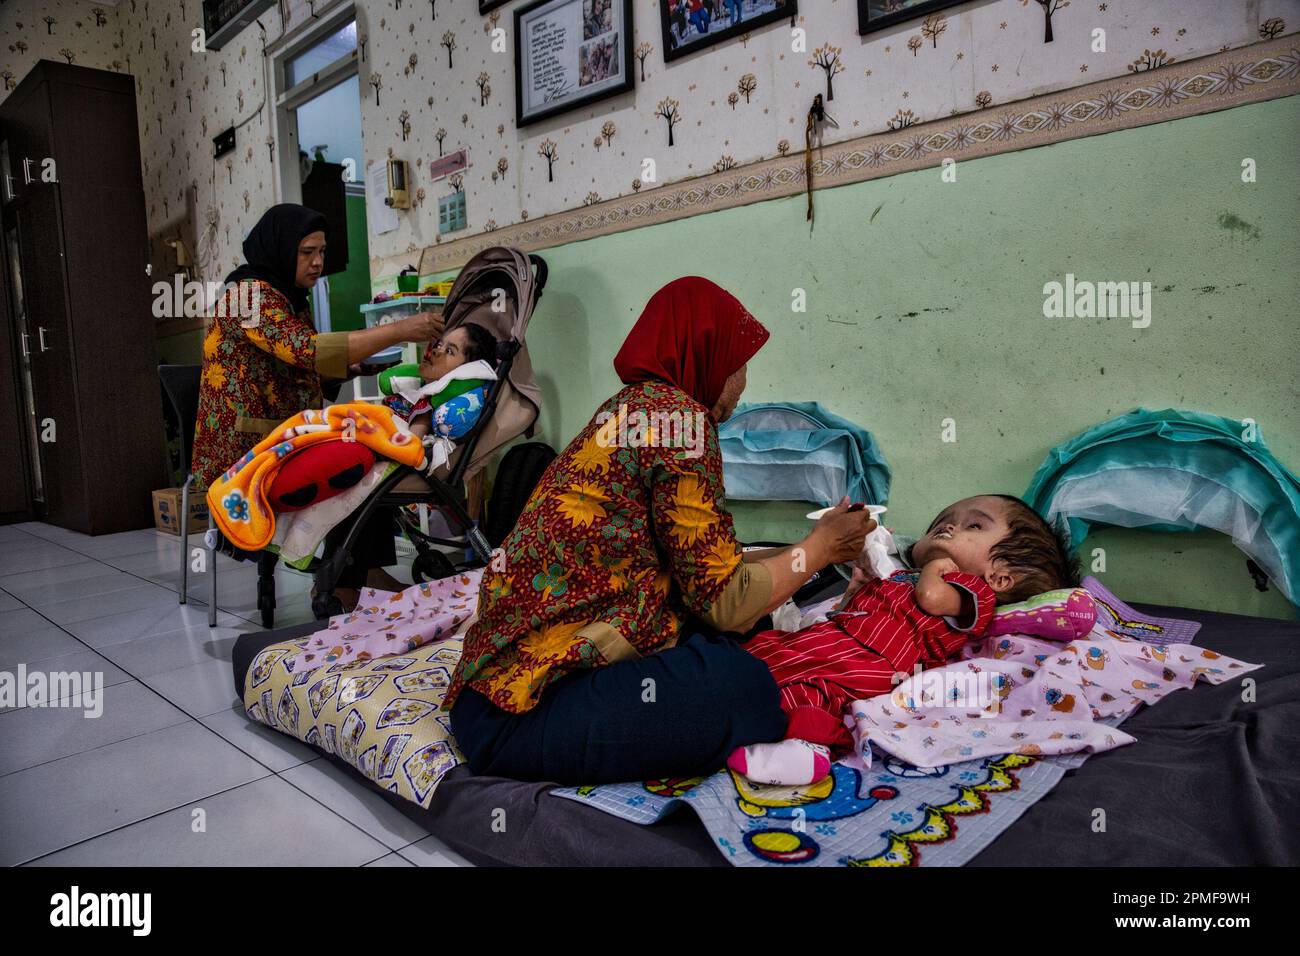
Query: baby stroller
306,246,548,620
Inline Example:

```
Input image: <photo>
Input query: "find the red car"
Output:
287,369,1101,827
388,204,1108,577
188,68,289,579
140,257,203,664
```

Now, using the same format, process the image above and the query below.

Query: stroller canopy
1023,408,1300,607
718,402,891,507
439,246,545,478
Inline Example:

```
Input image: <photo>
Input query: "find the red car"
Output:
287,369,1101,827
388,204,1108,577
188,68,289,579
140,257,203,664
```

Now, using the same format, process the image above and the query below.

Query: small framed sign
427,148,469,181
515,0,634,127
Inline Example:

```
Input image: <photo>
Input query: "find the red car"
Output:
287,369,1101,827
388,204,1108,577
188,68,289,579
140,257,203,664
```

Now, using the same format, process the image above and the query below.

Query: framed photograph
857,0,968,36
661,0,798,64
480,0,512,12
515,0,634,127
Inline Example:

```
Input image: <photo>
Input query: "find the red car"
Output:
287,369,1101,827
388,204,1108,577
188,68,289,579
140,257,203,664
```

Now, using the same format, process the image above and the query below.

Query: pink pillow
987,587,1096,642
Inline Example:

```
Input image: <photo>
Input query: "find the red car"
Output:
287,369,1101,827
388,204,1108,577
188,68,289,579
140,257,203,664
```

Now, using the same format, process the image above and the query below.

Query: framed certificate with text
515,0,634,126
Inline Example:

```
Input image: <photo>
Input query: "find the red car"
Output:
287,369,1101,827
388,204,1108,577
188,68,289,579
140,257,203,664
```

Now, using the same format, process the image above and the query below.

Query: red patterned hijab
613,276,769,411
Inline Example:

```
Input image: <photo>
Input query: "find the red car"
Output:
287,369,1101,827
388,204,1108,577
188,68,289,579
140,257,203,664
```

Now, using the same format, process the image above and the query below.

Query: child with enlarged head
378,322,500,441
728,494,1079,785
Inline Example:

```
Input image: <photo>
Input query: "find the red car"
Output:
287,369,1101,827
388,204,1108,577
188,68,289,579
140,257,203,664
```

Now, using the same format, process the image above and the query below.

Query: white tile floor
0,521,471,867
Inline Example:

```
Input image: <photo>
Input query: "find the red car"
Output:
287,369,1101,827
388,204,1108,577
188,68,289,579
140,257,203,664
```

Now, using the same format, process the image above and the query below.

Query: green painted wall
415,95,1300,619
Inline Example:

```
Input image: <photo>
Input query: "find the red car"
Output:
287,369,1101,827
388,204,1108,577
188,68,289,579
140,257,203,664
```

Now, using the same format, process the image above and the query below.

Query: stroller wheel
411,550,457,583
312,591,343,621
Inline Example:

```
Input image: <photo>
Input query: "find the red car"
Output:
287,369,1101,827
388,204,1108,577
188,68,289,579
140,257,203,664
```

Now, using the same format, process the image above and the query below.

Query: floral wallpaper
3,0,1298,283
1,0,121,94
350,0,1300,270
3,0,309,284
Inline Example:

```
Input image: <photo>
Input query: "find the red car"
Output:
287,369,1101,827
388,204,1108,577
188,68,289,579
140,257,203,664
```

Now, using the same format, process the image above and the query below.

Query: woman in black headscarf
192,204,442,595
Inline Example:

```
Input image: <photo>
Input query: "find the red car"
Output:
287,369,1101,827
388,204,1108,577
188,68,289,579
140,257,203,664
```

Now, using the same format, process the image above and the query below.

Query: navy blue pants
449,631,786,785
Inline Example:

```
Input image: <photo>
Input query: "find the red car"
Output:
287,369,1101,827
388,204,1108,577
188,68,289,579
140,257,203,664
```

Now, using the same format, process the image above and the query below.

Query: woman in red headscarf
445,277,875,784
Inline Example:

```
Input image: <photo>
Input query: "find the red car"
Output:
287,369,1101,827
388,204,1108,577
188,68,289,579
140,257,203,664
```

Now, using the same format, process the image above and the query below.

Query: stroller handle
529,253,548,298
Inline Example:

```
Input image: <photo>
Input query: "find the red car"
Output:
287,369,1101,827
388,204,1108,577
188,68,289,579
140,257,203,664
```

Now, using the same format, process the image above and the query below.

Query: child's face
912,496,1011,578
420,327,472,381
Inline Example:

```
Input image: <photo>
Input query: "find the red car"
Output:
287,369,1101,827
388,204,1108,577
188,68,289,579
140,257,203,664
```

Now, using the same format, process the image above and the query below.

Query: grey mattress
232,602,1300,866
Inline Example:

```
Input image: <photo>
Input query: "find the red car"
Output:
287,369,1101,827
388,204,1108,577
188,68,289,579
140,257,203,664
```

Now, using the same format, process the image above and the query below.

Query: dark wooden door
50,70,164,532
13,190,87,531
0,62,167,533
0,73,87,530
0,177,35,522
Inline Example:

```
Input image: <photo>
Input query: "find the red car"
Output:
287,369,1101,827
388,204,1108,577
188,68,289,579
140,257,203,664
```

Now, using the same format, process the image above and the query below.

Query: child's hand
915,558,964,617
922,557,960,578
837,566,869,610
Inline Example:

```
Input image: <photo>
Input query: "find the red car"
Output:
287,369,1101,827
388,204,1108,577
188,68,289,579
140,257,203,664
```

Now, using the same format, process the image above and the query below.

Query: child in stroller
306,249,548,618
378,323,500,445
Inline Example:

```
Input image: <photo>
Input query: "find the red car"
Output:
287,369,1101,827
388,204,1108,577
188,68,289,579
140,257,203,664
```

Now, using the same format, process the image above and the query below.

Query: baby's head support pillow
987,587,1096,641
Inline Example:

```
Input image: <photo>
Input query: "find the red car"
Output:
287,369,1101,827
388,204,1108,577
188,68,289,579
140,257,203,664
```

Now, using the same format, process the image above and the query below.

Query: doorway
271,9,371,335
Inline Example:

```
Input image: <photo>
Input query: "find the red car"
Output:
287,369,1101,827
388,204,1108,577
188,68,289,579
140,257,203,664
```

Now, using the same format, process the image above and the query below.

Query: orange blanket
207,403,426,552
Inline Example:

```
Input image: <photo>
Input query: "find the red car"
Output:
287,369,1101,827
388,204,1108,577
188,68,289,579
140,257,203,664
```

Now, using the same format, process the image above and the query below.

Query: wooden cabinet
0,61,166,533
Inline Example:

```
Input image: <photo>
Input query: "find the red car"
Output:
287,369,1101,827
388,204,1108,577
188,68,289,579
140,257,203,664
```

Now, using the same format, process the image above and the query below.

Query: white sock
727,738,832,786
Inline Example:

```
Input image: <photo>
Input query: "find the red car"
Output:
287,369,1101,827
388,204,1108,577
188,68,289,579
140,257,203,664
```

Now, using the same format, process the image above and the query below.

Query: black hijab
224,203,328,313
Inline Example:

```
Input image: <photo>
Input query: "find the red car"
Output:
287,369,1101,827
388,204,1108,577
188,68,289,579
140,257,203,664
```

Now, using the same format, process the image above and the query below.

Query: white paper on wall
366,159,399,235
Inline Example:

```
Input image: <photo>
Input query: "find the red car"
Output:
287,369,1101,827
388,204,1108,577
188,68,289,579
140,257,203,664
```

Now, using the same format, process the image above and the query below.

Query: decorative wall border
375,35,1300,279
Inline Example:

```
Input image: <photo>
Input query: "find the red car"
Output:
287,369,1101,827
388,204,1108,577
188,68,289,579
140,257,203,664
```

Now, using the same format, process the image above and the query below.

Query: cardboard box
152,487,209,536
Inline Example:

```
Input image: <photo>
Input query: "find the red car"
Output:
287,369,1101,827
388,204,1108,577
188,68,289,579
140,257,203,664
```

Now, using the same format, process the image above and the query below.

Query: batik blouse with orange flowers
191,280,350,488
445,380,774,715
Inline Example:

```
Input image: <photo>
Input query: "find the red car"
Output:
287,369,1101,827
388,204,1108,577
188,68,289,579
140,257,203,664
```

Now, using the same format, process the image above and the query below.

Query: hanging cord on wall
803,94,837,229
231,22,271,138
193,19,281,286
804,102,815,226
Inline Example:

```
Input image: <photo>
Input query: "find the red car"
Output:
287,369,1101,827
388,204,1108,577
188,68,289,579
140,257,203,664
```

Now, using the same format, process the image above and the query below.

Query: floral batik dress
445,380,759,715
191,279,350,487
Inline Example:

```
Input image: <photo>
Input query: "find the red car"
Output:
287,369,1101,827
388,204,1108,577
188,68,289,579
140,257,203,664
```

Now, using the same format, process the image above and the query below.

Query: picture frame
661,0,798,64
515,0,635,127
479,0,512,13
857,0,969,36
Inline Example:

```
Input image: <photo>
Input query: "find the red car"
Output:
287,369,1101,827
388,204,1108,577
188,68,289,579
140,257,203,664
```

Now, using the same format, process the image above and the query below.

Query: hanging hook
804,94,839,225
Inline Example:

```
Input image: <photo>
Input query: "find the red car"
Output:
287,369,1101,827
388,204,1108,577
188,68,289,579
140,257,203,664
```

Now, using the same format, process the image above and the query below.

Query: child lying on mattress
728,494,1079,786
378,322,499,441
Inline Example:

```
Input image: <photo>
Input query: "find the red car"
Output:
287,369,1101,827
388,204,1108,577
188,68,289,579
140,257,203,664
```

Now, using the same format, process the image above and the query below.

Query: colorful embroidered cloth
208,403,426,552
552,753,1072,867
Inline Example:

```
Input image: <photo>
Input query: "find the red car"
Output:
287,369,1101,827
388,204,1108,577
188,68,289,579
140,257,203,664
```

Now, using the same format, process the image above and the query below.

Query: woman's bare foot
365,567,406,592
